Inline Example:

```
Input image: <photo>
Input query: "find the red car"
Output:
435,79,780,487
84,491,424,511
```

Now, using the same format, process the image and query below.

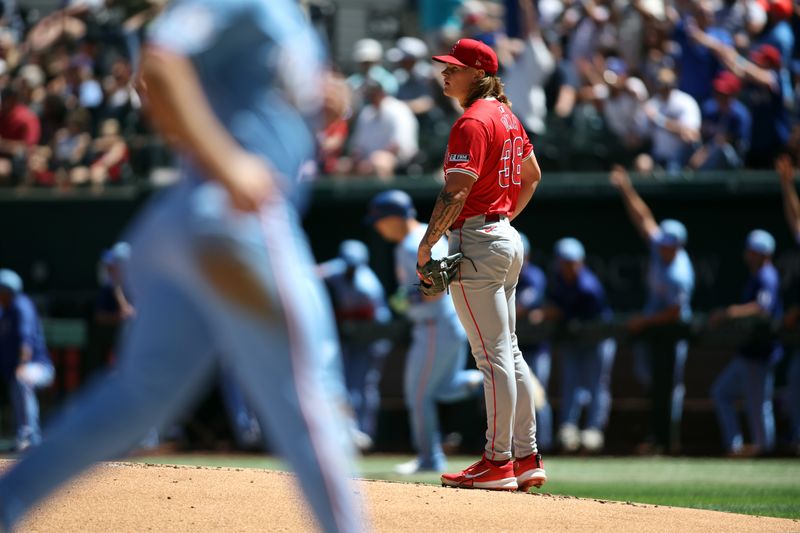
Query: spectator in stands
51,108,92,180
102,58,138,124
342,78,419,180
530,238,615,453
502,0,555,139
389,37,437,122
515,232,552,452
635,67,701,175
346,38,398,109
70,118,130,187
0,269,54,452
318,240,392,447
317,72,351,176
459,0,506,48
688,70,751,170
671,0,733,104
710,230,781,456
65,63,103,127
753,0,794,107
609,166,695,455
640,15,677,91
0,85,41,185
594,56,649,163
566,0,618,85
691,29,790,168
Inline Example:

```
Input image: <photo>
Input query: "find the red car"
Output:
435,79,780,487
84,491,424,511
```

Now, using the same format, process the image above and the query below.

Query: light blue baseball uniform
0,291,55,450
397,224,480,470
633,233,695,439
320,249,392,440
0,2,361,532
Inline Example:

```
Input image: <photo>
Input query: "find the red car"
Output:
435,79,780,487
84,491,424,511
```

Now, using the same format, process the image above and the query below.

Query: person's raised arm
139,46,271,211
608,165,659,242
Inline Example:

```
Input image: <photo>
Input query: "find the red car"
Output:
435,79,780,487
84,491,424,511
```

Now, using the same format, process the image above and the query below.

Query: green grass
132,454,800,520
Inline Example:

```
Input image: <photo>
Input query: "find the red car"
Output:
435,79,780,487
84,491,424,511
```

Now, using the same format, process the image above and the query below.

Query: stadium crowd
0,0,800,185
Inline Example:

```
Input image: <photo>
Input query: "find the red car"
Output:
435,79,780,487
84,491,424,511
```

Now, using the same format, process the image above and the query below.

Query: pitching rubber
441,476,519,491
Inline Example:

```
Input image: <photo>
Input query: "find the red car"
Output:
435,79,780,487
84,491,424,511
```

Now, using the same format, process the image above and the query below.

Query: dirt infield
8,462,797,532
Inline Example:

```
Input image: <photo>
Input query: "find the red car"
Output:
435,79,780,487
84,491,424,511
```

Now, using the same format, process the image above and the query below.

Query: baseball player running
0,2,362,532
417,38,546,491
367,190,483,475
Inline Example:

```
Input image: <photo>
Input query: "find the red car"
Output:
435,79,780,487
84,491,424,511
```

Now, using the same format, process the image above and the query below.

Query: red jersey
443,98,533,225
0,104,41,147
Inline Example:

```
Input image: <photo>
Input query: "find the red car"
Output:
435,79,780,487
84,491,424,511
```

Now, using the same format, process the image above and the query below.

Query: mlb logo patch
448,153,470,162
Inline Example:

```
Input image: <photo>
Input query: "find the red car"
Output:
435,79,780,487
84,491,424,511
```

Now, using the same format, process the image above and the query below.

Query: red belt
450,213,503,230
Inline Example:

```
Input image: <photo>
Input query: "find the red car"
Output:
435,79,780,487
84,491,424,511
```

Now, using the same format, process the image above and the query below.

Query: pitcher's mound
13,462,797,532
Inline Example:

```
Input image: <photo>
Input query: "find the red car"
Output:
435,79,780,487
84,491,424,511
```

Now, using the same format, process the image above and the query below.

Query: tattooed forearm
421,188,467,250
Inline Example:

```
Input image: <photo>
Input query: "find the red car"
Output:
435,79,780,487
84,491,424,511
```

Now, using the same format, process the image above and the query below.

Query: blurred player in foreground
417,38,546,491
367,189,482,474
0,2,363,532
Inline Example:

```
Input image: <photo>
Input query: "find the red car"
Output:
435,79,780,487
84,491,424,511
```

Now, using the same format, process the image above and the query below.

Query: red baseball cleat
441,455,518,491
514,452,547,491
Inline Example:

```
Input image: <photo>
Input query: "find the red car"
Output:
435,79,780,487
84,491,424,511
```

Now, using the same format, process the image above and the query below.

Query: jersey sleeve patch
448,153,470,162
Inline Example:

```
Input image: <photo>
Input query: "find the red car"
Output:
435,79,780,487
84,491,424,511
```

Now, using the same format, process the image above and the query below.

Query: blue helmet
339,240,369,267
656,219,688,247
554,237,586,262
0,269,23,293
745,229,775,255
365,189,416,224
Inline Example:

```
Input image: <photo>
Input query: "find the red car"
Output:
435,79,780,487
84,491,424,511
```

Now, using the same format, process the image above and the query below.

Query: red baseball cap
750,44,782,70
757,0,792,20
712,71,742,96
432,39,498,76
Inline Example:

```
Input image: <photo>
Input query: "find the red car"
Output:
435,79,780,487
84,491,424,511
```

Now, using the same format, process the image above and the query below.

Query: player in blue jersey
609,166,695,454
0,2,363,532
515,232,552,452
0,269,54,453
318,239,392,446
531,238,615,453
367,190,482,474
710,230,782,455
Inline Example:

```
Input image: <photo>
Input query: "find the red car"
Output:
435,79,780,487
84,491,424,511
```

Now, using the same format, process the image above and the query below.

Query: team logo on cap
451,41,460,54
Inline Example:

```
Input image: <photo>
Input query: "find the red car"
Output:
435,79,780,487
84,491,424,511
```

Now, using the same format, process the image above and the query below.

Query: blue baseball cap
0,269,23,293
554,237,585,262
656,219,687,247
339,239,369,267
102,241,132,265
745,229,775,255
518,232,531,257
365,189,416,224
